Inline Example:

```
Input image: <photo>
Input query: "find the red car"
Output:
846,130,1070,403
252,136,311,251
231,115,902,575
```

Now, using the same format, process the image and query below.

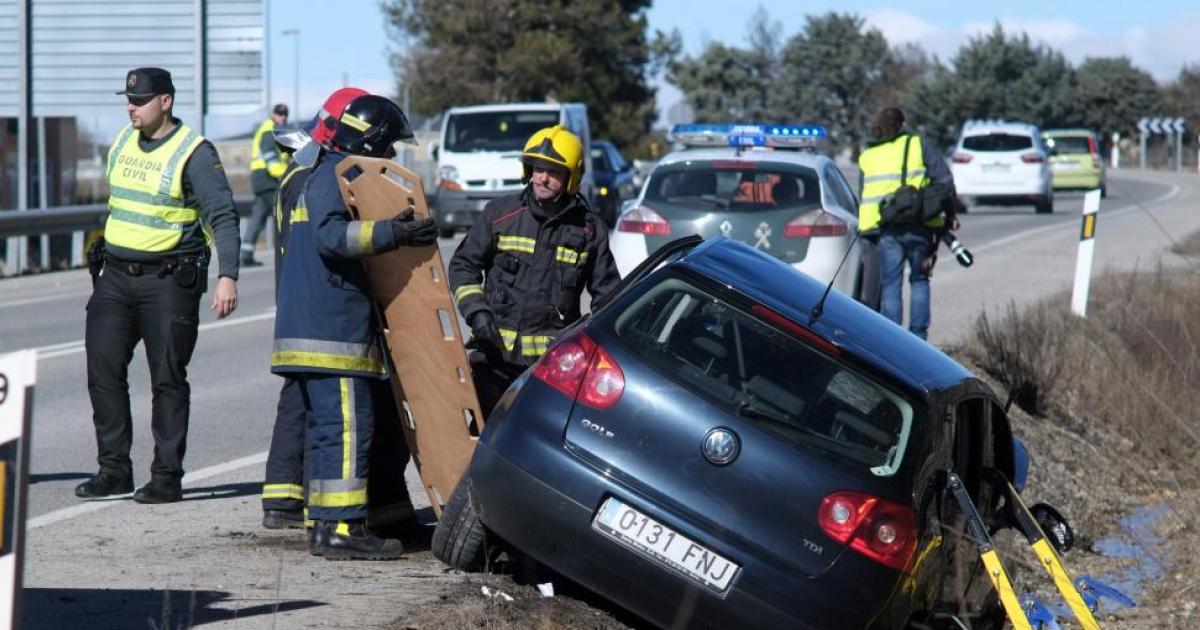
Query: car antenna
810,230,862,322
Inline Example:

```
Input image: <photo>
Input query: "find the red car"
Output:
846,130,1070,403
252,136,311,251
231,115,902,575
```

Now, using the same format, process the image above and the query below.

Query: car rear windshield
608,273,914,476
962,133,1034,152
644,162,822,213
444,111,561,153
1045,136,1094,155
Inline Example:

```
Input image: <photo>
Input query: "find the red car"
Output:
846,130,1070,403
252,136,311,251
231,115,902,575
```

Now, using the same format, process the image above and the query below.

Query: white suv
950,120,1054,214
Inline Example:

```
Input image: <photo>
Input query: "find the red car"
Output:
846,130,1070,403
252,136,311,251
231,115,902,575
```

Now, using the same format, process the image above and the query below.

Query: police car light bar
671,123,827,148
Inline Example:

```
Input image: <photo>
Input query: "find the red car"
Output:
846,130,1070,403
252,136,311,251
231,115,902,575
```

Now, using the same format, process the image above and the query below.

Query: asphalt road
3,168,1195,628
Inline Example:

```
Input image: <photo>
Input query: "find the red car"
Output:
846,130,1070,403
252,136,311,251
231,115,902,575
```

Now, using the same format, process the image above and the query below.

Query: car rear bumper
1051,170,1103,189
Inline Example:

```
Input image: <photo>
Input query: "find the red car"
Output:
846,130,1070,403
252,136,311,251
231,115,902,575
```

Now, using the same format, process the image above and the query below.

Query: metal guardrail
0,197,255,239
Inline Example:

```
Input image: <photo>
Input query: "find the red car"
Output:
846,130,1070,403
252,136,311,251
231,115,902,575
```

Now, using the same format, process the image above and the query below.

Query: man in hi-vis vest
241,102,290,266
857,107,957,340
76,67,241,504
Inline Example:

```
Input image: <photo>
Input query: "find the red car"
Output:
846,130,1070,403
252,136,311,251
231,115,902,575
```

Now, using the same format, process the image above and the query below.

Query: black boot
314,520,406,560
74,472,133,499
263,508,304,530
373,517,433,550
133,477,182,504
308,521,330,556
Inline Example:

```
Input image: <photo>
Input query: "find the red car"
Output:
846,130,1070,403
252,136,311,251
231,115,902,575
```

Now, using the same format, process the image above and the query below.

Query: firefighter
241,103,290,267
76,67,240,504
272,94,437,559
260,87,367,530
449,125,621,416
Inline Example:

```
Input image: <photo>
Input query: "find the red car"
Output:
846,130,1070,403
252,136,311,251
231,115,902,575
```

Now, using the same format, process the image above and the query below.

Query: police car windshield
445,111,561,153
645,162,822,213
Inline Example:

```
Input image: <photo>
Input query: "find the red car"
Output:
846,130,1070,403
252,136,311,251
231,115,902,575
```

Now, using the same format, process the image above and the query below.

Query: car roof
673,238,975,394
960,120,1040,137
445,102,576,114
655,146,831,170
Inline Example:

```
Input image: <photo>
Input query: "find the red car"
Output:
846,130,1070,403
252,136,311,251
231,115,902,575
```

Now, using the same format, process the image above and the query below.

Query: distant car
1042,129,1106,197
432,236,1065,629
610,124,878,308
951,120,1054,214
591,140,638,227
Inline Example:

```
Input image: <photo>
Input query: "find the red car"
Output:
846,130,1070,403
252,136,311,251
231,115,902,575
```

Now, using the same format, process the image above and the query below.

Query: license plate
592,497,739,593
1051,161,1076,171
981,163,1011,173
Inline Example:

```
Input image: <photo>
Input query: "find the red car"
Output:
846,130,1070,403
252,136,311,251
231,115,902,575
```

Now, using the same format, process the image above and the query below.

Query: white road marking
0,292,89,310
973,181,1181,253
34,309,277,360
27,451,269,530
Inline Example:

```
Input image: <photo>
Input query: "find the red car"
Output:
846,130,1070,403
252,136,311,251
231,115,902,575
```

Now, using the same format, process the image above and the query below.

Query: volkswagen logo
702,428,740,466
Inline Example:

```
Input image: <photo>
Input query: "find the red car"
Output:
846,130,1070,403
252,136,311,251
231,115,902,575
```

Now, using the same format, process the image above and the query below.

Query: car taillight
952,153,973,164
1020,152,1044,164
818,491,917,572
617,205,671,236
1087,137,1098,155
532,330,625,409
784,209,848,238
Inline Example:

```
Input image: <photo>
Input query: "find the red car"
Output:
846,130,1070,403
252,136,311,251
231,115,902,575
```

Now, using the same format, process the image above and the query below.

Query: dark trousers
240,189,276,260
261,377,307,511
85,262,201,482
298,374,413,524
469,350,522,419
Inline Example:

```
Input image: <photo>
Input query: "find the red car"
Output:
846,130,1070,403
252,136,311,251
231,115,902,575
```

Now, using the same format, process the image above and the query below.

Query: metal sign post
1071,190,1101,317
1137,118,1149,170
1171,118,1185,172
0,350,36,630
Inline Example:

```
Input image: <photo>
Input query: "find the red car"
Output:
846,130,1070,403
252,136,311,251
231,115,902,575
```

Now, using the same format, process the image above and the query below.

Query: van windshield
445,111,561,153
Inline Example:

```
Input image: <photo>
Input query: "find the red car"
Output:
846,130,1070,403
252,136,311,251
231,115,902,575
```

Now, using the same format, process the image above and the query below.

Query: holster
87,238,106,284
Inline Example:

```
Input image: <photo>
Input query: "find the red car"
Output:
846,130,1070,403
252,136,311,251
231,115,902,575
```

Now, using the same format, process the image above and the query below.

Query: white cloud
861,8,938,45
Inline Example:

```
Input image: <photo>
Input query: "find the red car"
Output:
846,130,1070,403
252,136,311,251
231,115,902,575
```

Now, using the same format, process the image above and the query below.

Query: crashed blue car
433,236,1062,629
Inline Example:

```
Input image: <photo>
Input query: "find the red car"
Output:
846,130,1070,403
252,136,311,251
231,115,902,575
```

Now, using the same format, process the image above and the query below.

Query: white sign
0,350,36,630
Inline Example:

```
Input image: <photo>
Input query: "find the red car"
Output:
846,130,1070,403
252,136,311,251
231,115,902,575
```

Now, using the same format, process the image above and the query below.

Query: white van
431,102,594,237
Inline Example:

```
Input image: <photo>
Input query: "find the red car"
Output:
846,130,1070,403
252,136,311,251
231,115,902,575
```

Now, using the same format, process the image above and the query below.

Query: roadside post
1110,132,1119,169
0,350,35,629
1170,118,1185,172
1071,190,1101,317
1137,118,1149,170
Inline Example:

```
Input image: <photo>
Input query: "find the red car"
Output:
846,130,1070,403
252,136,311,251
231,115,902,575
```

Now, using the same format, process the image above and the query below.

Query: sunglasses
126,95,159,107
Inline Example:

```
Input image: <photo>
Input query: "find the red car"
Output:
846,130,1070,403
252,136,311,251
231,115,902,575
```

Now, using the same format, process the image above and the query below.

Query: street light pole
281,28,300,115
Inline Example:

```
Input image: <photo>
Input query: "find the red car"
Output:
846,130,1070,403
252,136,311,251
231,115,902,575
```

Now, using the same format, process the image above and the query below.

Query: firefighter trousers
297,374,414,524
261,377,307,512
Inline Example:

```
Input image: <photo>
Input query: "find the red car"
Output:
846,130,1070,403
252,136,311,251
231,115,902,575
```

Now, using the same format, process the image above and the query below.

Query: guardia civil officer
260,87,367,531
272,94,437,559
449,125,621,416
76,67,240,504
857,107,957,340
240,103,291,267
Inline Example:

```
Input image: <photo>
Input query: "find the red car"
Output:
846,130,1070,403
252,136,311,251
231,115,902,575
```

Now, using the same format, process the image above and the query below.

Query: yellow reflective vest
857,134,943,232
250,118,288,180
104,123,205,253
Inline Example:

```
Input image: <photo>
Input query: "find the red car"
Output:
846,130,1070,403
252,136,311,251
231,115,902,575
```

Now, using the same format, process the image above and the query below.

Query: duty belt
104,254,180,277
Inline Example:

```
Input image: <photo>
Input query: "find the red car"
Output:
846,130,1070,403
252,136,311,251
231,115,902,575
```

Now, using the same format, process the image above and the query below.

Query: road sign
0,350,35,630
1170,117,1186,133
1137,118,1149,134
1138,116,1187,135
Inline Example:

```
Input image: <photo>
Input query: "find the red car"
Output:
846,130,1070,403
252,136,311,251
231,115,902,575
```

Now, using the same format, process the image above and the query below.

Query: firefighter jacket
857,133,944,233
271,151,408,378
449,188,622,366
272,161,313,291
250,118,289,193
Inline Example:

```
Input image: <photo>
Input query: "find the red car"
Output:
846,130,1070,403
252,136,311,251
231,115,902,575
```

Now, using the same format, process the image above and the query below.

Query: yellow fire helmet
520,124,585,194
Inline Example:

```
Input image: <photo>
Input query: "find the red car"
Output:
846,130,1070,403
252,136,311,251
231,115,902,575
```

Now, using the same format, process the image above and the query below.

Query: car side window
824,165,857,211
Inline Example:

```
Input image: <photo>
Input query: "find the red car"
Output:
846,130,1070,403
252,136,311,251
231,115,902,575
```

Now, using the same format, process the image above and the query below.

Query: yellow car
1042,129,1106,196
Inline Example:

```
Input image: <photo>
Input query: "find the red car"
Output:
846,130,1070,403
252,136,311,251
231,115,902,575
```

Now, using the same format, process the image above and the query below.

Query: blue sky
266,1,1200,125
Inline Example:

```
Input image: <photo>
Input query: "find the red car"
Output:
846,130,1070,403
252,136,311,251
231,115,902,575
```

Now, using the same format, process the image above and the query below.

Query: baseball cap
311,87,369,144
116,67,175,97
272,103,289,117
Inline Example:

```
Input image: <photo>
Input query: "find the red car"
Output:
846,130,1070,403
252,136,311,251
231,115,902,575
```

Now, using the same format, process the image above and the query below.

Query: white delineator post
1071,190,1101,317
1111,131,1120,169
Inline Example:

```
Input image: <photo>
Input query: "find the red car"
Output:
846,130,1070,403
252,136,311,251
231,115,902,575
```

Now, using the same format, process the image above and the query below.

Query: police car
610,124,878,306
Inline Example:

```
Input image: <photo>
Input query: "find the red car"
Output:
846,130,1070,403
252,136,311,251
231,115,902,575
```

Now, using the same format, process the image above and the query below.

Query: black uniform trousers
298,374,414,525
240,188,276,260
469,350,525,419
85,259,201,482
261,377,307,512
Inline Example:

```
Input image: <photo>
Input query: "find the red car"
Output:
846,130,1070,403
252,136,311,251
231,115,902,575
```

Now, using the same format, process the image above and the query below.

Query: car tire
1034,194,1053,214
431,478,489,571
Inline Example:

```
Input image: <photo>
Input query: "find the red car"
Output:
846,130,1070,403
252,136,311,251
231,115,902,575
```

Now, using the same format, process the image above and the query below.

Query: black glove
390,208,438,247
469,311,504,353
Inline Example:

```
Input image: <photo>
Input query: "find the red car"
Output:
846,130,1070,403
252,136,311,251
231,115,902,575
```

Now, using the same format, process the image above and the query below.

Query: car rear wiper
666,195,731,210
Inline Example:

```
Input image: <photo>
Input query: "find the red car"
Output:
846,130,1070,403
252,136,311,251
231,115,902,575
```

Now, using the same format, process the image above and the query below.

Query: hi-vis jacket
449,188,621,366
857,133,944,233
250,118,289,193
271,152,407,378
105,123,205,253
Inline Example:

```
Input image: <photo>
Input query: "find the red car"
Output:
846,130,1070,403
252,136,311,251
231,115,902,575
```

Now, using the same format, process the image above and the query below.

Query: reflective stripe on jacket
448,188,622,367
250,118,289,181
857,134,942,232
271,151,408,377
104,123,205,253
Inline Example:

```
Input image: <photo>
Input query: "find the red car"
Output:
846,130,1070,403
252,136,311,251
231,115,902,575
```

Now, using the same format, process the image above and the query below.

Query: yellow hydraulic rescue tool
947,471,1100,630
